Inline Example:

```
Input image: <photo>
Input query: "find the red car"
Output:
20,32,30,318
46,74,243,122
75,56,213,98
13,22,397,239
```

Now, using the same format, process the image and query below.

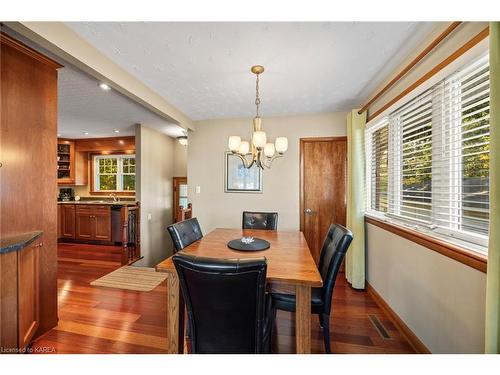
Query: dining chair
172,253,273,354
167,217,203,253
271,223,353,353
242,211,278,230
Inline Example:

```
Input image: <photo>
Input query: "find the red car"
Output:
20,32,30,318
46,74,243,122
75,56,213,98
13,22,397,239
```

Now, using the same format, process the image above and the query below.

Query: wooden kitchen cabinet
75,205,93,240
0,233,41,352
93,206,111,241
74,205,111,241
57,140,75,185
60,204,76,239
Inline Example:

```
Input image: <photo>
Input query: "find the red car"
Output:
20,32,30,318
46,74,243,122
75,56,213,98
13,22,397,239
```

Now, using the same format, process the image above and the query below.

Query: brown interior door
300,137,347,263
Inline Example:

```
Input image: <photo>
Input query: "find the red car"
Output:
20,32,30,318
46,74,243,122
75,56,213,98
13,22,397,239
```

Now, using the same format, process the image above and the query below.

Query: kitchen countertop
58,201,138,206
0,231,43,254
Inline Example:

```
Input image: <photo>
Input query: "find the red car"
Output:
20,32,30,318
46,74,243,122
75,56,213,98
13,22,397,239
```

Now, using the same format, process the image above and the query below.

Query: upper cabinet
57,139,75,184
57,139,88,186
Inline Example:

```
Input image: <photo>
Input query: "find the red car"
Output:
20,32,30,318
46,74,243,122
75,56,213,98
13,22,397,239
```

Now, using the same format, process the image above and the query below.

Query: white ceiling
66,22,438,121
57,65,185,139
4,26,185,139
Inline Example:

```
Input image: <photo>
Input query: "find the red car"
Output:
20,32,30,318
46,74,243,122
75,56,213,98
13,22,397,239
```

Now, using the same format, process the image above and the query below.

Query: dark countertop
58,201,137,206
0,231,43,254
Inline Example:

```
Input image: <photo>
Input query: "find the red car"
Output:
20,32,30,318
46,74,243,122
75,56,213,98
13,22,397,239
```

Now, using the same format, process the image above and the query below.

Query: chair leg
320,314,331,354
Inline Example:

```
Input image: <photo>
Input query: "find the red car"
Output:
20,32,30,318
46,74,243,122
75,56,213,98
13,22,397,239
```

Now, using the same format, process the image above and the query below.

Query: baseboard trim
366,282,431,354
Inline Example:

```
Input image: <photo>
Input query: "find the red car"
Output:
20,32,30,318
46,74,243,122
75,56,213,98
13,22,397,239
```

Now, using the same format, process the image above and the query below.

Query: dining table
155,228,323,354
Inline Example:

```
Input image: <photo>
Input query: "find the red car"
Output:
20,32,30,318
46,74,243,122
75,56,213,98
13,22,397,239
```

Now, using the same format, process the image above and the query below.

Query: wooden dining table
155,228,322,354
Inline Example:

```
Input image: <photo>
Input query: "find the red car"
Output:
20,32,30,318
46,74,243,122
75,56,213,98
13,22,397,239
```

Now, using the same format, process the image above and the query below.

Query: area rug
90,266,167,292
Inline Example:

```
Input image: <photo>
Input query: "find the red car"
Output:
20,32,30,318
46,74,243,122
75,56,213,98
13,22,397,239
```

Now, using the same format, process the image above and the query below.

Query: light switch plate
196,186,201,194
147,213,152,221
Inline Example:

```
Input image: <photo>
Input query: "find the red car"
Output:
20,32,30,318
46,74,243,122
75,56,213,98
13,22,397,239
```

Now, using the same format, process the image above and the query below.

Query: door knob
304,208,313,215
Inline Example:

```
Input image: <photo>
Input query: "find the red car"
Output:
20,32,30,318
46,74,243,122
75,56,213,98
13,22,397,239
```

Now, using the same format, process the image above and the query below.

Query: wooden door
75,207,93,240
17,241,40,349
61,205,76,239
300,137,347,263
93,206,111,241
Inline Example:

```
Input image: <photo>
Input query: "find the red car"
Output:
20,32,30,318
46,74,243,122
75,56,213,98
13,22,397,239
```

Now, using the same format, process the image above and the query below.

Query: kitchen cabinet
57,139,89,186
1,33,60,341
0,232,42,352
60,204,76,239
75,205,111,241
57,140,75,185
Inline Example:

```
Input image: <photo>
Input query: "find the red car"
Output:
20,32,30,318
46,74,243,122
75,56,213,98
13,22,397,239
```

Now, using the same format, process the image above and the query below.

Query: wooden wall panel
0,33,61,339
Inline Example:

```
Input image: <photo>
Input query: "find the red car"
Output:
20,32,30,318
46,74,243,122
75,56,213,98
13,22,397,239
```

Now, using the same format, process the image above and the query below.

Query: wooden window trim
365,216,487,273
89,152,136,196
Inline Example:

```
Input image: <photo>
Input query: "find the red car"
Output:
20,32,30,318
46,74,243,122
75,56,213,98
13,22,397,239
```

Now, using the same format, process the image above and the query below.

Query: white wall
366,223,487,353
188,112,346,233
135,124,176,267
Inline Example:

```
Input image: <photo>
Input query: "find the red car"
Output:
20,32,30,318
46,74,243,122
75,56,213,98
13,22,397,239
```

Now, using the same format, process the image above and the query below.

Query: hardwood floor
31,243,415,354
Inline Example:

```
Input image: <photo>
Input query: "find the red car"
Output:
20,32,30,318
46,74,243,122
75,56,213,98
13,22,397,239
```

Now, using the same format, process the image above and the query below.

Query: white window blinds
366,55,490,250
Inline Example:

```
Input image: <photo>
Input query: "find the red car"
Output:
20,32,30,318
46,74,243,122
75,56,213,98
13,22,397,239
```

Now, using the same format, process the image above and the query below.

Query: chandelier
228,65,288,169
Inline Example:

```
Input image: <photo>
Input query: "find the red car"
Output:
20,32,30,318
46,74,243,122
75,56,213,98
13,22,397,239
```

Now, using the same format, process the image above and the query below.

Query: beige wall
364,22,489,353
368,22,488,118
135,124,176,267
173,141,188,177
366,223,486,353
188,112,346,233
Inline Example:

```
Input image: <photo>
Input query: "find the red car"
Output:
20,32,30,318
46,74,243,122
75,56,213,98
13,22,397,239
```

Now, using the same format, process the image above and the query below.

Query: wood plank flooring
31,243,415,354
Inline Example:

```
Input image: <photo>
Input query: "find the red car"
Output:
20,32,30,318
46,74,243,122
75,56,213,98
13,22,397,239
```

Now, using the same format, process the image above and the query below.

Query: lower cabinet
17,242,40,349
73,205,111,242
0,235,41,352
60,204,76,239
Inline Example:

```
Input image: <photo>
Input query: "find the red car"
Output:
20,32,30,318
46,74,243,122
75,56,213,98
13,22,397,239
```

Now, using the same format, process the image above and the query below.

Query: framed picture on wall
224,151,263,193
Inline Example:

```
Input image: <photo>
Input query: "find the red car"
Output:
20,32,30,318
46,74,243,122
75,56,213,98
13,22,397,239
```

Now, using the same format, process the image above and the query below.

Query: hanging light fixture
227,65,288,169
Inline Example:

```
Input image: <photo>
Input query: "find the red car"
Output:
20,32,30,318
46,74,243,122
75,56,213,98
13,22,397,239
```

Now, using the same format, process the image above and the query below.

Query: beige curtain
345,109,367,289
485,22,500,354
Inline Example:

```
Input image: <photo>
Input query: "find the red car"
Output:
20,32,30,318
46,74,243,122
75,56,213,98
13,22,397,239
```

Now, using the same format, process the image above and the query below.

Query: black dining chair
167,217,203,253
172,253,273,354
242,211,278,230
271,223,353,353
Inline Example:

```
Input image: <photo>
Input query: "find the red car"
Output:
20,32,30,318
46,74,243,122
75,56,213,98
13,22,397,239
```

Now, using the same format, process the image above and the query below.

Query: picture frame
224,151,263,193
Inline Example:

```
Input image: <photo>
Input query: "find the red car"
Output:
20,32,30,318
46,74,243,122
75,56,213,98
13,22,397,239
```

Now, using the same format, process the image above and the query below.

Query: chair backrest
172,253,268,354
167,217,203,253
242,211,278,230
317,224,353,314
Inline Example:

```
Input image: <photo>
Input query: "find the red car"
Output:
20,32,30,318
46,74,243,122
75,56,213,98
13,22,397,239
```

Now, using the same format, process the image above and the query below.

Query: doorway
173,177,189,222
300,137,347,263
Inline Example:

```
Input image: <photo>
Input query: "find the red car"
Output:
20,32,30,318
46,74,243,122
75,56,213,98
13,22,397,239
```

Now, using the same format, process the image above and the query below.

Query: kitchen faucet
110,193,120,202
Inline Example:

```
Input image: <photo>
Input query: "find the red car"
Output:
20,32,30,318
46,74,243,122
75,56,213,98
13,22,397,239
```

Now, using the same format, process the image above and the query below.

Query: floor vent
368,314,392,339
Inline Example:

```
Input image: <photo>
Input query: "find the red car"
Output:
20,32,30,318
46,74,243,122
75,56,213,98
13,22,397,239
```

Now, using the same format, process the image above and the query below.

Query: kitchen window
93,154,136,192
365,55,490,252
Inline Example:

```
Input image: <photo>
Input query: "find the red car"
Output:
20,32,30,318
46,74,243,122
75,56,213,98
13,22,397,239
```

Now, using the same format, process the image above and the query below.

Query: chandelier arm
233,152,252,169
263,153,284,169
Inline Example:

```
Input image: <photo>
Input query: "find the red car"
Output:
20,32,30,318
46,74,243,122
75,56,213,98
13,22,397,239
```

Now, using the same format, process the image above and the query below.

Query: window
94,154,136,192
366,55,490,251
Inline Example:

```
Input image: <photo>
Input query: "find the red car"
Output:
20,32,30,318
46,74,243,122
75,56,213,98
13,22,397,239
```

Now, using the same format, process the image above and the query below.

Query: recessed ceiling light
113,129,120,133
83,131,89,135
99,83,111,91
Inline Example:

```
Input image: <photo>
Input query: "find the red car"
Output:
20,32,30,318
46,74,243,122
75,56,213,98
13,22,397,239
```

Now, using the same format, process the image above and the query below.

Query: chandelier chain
255,73,261,117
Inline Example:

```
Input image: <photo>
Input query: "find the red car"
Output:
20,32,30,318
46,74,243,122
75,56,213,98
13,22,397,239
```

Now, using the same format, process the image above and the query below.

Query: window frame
91,153,136,194
365,54,490,254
